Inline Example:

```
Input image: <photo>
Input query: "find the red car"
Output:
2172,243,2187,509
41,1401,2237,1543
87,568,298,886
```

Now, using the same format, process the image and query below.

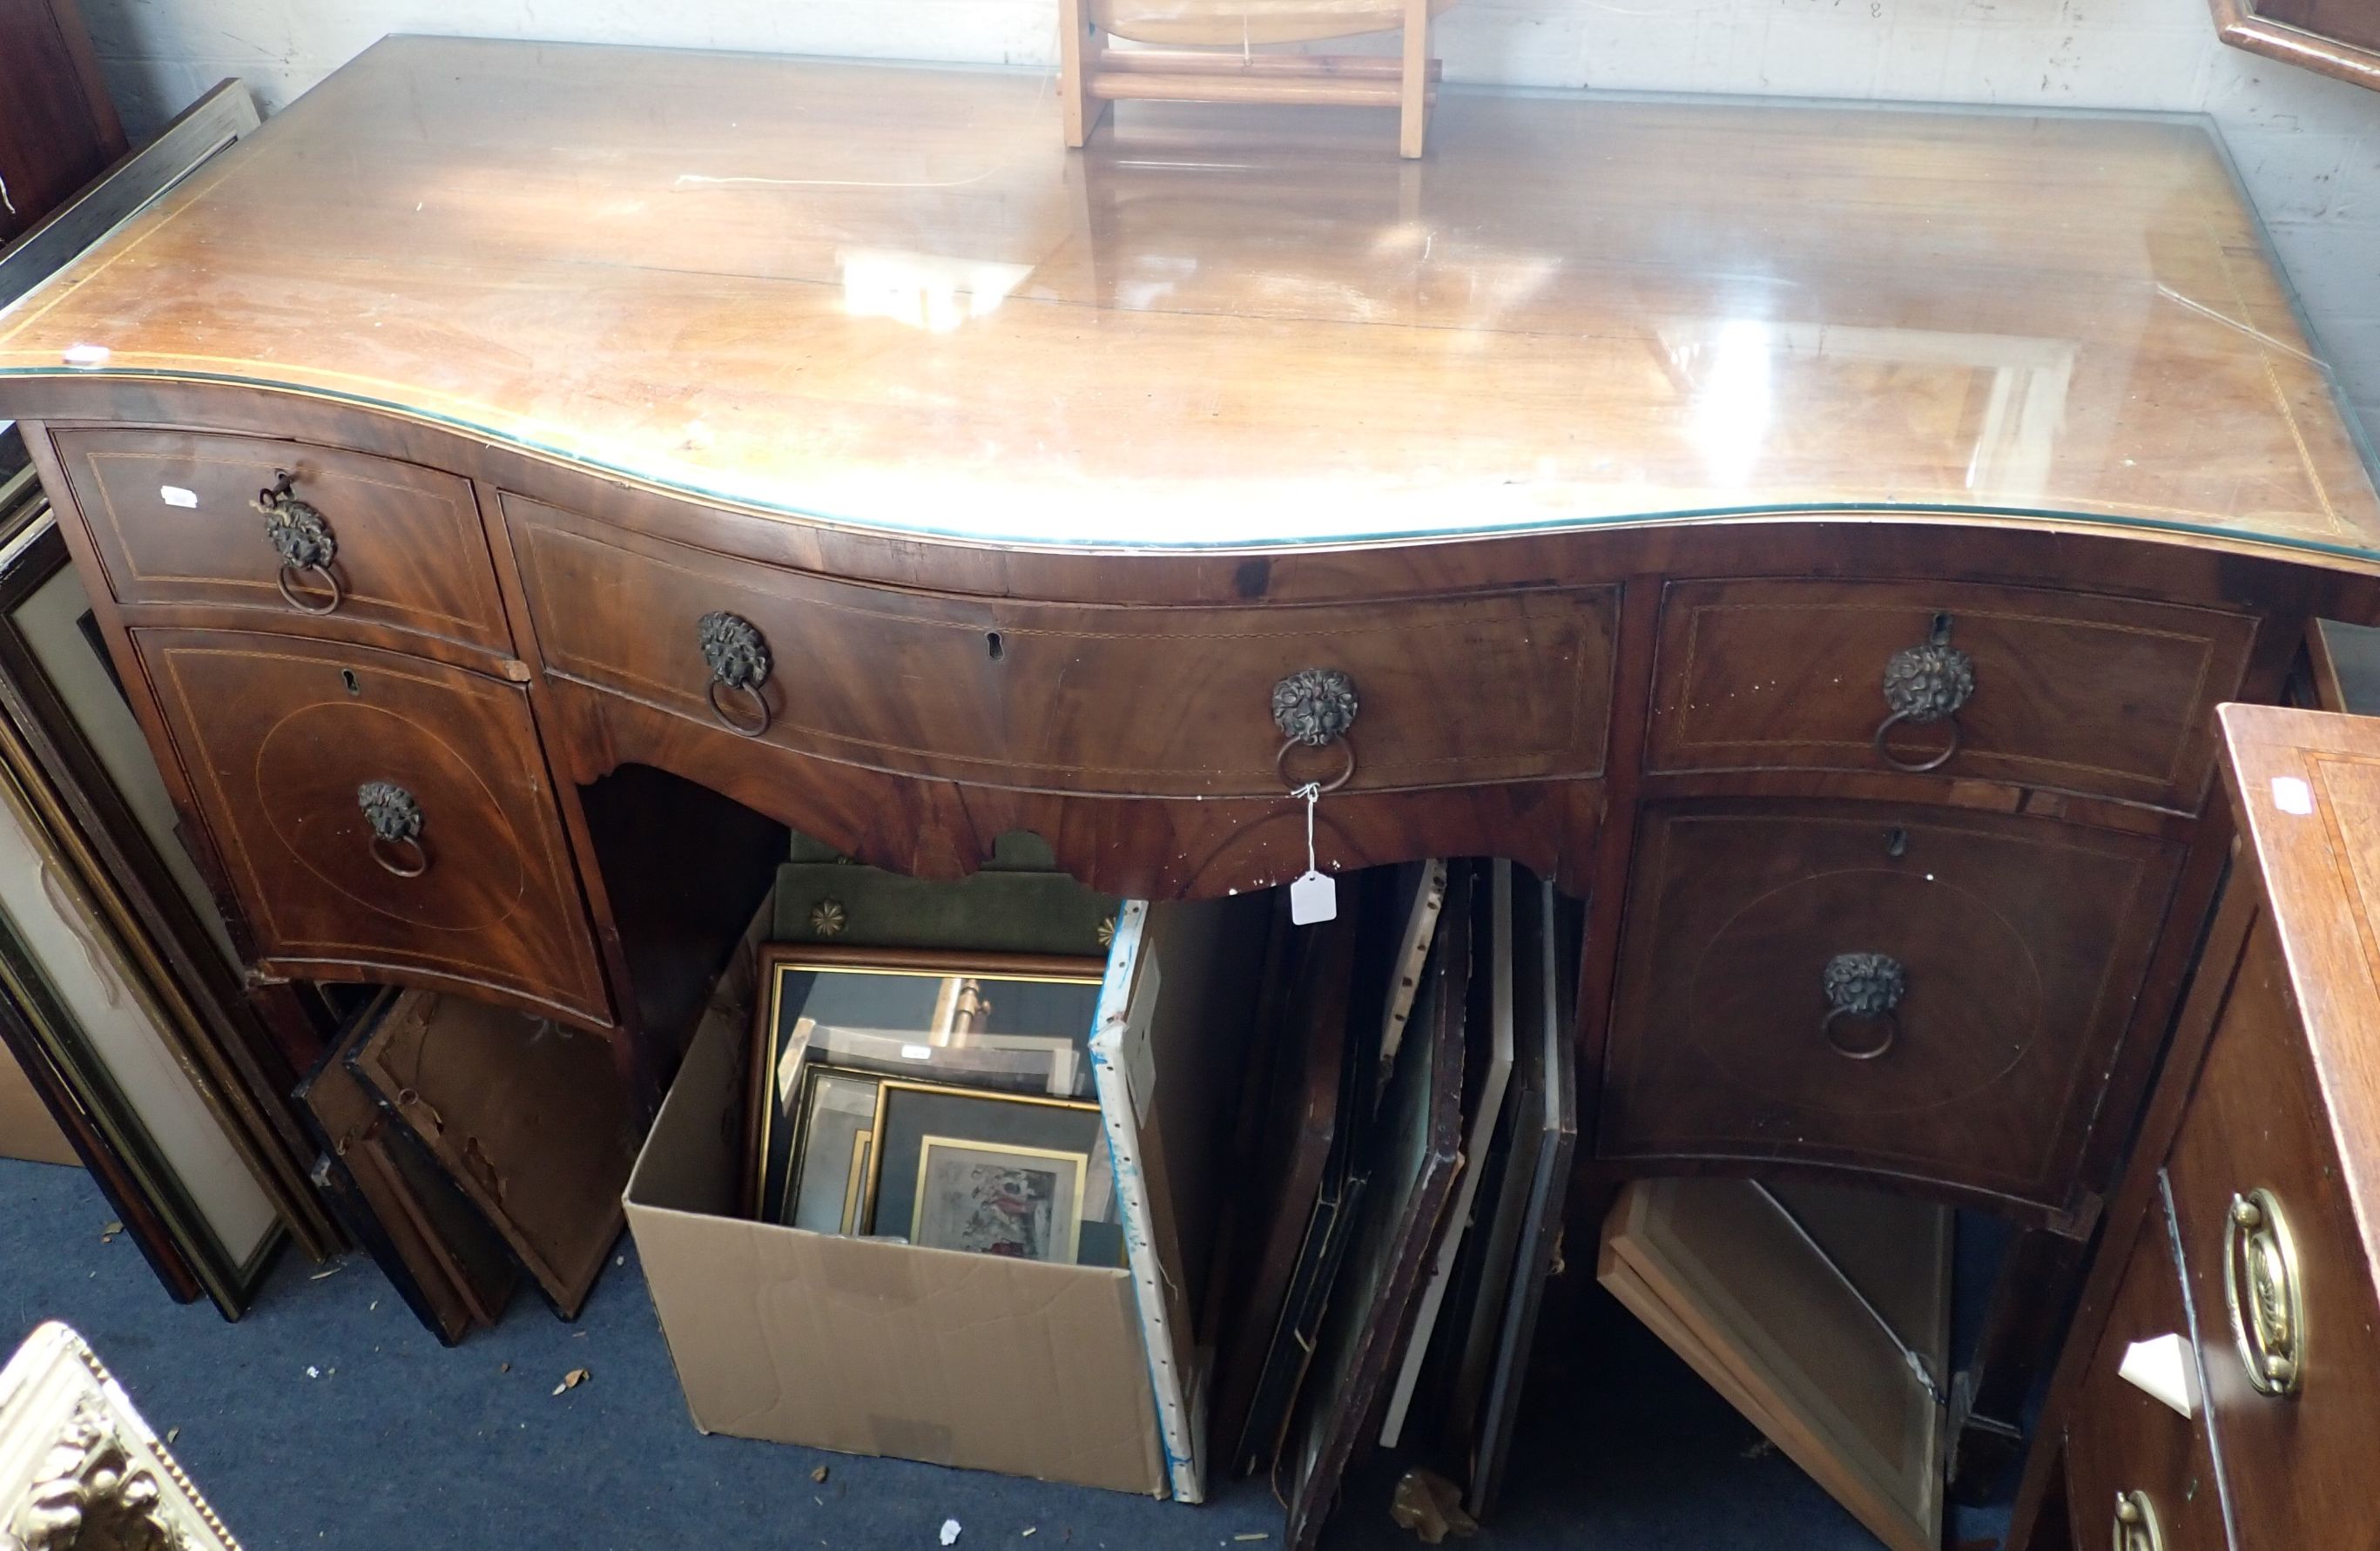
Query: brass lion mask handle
358,779,427,878
254,469,343,616
697,610,773,738
1875,613,1975,773
1821,951,1905,1061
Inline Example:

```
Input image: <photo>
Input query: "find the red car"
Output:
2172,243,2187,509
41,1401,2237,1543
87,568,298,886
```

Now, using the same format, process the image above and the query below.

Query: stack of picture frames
0,430,338,1317
738,846,1583,1541
1197,859,1584,1547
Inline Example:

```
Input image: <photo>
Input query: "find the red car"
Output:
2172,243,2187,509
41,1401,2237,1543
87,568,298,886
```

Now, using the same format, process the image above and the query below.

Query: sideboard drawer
52,428,512,654
2163,915,2380,1548
1646,579,2255,811
1600,800,2181,1215
505,496,1619,797
131,629,608,1026
2063,1191,2228,1551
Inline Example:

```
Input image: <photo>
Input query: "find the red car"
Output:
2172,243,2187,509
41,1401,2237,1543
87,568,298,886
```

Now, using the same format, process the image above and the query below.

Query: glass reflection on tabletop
0,37,2371,555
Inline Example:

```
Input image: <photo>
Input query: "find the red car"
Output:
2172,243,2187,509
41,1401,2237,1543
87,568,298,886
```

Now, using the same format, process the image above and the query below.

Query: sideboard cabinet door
1599,800,2181,1217
128,628,610,1027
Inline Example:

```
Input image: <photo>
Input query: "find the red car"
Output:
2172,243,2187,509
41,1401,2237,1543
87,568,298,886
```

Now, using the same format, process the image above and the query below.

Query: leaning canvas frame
0,746,280,1316
0,473,330,1259
1059,0,1444,157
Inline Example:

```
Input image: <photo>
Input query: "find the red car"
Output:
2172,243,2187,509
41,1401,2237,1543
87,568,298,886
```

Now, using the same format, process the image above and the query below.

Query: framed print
0,744,280,1315
745,945,1105,1221
0,454,334,1261
784,1065,881,1233
862,1077,1121,1267
911,1137,1089,1262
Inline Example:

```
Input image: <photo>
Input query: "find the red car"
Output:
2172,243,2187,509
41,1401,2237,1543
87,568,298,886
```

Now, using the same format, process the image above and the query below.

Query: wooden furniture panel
2212,0,2380,91
131,629,608,1025
2164,910,2380,1550
349,988,634,1320
1601,799,2182,1217
2060,1189,2228,1551
52,429,512,655
1646,579,2256,811
0,0,125,246
507,495,1618,796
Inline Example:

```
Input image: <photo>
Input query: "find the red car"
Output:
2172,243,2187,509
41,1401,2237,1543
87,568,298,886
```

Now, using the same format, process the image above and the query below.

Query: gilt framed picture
862,1078,1122,1267
745,945,1106,1222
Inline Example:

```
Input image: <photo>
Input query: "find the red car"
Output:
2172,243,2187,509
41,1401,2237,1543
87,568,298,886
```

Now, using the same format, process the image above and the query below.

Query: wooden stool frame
1059,0,1442,157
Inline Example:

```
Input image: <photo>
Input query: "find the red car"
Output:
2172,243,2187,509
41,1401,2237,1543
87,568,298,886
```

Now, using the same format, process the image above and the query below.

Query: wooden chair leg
1399,0,1431,157
1059,0,1112,148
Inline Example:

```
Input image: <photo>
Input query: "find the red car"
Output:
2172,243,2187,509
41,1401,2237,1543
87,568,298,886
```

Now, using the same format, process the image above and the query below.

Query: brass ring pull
358,779,428,879
1822,952,1905,1061
706,676,772,738
2224,1187,2305,1397
275,560,344,615
2113,1490,2164,1551
369,834,428,878
255,469,343,617
697,610,773,738
1873,708,1962,773
1275,735,1357,794
1875,620,1975,774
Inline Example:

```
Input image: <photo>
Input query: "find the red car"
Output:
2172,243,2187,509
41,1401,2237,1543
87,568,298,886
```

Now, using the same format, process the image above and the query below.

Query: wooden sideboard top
2219,702,2380,1285
1,35,2376,556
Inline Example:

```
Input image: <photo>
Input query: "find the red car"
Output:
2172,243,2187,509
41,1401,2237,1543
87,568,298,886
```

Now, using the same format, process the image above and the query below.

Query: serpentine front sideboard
4,36,2380,1517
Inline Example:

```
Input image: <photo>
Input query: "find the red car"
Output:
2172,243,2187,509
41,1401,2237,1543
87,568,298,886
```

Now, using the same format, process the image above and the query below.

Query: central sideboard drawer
504,496,1619,797
1646,578,2256,811
51,428,512,654
2163,914,2380,1548
131,628,609,1026
1599,800,2181,1216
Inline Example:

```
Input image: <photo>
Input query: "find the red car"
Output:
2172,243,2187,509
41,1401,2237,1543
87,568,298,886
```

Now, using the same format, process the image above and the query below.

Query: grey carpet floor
1,1156,2009,1549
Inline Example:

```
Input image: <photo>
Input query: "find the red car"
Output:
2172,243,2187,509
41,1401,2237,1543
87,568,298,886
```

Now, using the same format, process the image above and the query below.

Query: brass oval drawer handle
697,610,773,738
2113,1490,2165,1551
2225,1187,2305,1397
253,469,344,616
358,779,428,878
1271,667,1358,792
1875,616,1974,774
1821,951,1905,1060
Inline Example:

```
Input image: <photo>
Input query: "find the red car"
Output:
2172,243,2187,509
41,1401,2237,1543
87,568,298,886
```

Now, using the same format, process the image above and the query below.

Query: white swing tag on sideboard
159,485,199,509
1291,869,1337,925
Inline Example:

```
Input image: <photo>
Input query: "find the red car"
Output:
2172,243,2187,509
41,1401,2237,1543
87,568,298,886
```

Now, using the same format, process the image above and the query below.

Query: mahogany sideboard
4,36,2380,1514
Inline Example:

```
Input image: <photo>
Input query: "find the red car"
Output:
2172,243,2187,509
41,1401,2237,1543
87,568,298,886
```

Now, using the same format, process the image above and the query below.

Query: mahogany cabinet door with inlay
2062,1188,2229,1551
1600,800,2182,1217
1646,579,2256,812
51,428,513,655
130,629,609,1027
2164,911,2380,1551
504,496,1618,796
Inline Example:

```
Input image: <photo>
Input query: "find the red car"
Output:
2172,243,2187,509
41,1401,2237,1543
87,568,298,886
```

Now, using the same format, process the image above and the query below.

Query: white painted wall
78,0,2380,442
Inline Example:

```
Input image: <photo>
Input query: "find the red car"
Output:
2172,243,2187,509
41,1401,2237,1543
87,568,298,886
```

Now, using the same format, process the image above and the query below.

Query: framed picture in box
783,1064,881,1234
745,945,1105,1221
862,1077,1121,1267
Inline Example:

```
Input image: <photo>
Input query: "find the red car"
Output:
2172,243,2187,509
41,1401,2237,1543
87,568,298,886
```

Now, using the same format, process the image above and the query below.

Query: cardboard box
623,940,1168,1496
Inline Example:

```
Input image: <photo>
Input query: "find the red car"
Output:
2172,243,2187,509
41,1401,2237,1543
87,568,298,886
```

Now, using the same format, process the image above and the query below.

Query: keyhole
1929,611,1954,645
341,669,361,697
1884,826,1908,858
986,631,1004,661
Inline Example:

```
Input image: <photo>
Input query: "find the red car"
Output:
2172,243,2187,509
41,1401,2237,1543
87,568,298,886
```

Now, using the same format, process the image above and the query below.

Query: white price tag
159,485,199,509
2271,776,2314,815
1290,868,1338,925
